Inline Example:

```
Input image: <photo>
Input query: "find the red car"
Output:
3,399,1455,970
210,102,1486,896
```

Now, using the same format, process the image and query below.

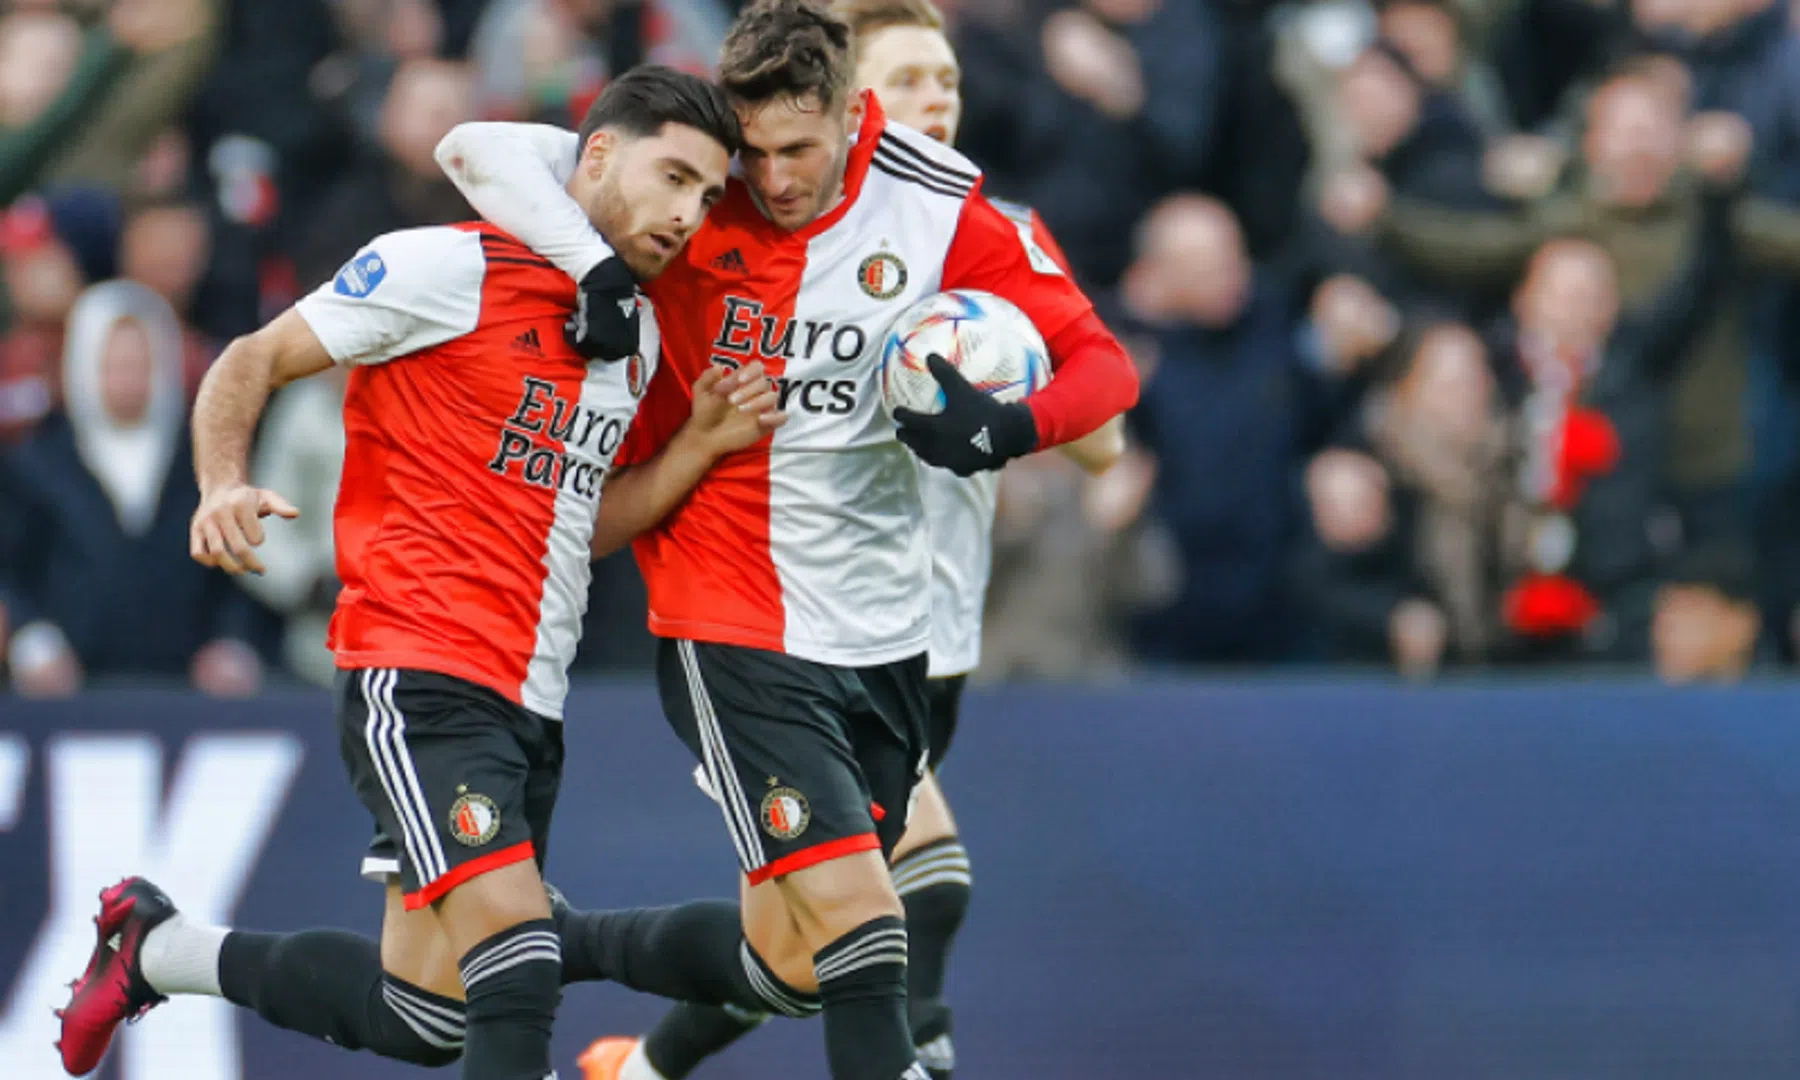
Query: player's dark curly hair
577,65,742,154
719,0,856,111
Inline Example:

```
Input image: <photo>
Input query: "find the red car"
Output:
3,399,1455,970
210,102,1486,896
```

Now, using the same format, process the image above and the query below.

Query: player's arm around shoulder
590,362,786,558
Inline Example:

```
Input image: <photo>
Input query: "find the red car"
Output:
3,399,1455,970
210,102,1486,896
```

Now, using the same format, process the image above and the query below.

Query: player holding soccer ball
571,3,1126,1078
436,4,1136,1080
440,4,1138,1080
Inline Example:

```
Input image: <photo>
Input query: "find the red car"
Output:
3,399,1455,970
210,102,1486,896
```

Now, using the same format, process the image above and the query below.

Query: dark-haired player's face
581,122,729,279
736,92,859,231
856,25,960,144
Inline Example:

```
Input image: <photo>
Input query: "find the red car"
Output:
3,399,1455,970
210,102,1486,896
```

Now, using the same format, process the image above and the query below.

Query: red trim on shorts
870,801,887,822
404,841,536,910
745,833,881,886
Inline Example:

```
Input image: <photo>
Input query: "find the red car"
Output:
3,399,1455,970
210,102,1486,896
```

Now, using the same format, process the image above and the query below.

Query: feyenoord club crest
760,785,811,840
857,251,907,300
626,352,647,399
448,789,501,846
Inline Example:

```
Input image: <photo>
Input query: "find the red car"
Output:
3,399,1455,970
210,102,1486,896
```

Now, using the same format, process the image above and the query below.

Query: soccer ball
879,290,1051,418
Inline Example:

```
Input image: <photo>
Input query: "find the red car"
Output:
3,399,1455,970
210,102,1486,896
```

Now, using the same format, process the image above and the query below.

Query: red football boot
55,877,175,1075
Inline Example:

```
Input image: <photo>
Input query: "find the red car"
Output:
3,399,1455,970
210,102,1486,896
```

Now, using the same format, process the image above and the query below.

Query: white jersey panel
520,308,660,716
918,464,999,677
294,227,485,366
764,137,970,666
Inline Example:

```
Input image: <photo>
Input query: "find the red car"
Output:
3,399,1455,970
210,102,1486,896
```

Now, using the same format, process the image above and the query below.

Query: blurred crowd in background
2,0,1799,694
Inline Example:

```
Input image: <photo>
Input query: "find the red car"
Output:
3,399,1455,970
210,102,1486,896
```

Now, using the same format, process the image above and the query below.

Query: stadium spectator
1358,322,1507,666
117,197,217,395
1127,196,1345,663
1297,446,1438,671
1652,542,1763,683
468,0,728,123
35,0,223,196
0,200,82,443
0,281,259,696
957,0,1221,290
1338,43,1492,208
1489,221,1728,664
1352,72,1758,533
288,56,476,289
1379,0,1512,134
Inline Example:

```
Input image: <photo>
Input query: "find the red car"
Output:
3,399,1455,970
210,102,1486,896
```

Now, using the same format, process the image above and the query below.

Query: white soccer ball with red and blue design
879,289,1051,418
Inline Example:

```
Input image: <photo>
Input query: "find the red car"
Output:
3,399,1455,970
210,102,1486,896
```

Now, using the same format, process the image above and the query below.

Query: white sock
138,915,228,996
619,1041,669,1080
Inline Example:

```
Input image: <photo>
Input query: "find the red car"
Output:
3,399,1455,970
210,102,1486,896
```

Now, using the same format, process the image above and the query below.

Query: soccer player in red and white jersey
436,4,1139,1079
570,3,1127,1078
53,68,779,1080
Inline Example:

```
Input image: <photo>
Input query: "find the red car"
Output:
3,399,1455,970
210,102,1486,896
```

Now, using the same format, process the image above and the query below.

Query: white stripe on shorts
677,641,766,875
364,669,448,884
362,670,435,885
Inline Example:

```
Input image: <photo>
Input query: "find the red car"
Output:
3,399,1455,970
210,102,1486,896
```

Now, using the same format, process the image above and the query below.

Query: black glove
893,355,1038,476
564,257,641,361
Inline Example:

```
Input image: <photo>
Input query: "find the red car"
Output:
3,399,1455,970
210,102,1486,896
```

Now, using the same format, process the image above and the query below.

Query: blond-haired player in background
579,4,1125,1077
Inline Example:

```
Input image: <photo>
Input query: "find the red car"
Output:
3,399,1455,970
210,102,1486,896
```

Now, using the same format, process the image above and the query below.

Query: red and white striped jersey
293,222,658,717
617,101,1095,666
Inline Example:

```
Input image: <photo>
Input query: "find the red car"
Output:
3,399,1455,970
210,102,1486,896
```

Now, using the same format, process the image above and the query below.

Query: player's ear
580,130,616,177
845,89,866,131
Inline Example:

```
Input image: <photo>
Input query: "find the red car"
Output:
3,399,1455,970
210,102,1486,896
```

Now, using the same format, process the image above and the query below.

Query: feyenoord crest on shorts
760,784,811,840
449,788,501,846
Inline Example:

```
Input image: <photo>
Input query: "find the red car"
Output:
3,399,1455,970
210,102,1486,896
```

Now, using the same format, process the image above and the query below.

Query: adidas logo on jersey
711,248,748,274
512,327,543,356
969,426,993,455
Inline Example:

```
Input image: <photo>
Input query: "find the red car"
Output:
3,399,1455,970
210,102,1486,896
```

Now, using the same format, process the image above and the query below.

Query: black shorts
338,667,563,909
925,674,968,772
658,639,930,885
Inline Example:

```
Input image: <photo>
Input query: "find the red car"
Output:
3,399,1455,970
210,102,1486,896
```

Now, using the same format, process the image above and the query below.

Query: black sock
556,899,818,1018
218,929,463,1067
814,916,924,1080
893,840,973,1079
457,919,561,1080
641,1002,766,1079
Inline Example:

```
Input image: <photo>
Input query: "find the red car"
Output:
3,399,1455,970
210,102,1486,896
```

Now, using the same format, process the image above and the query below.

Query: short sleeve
941,194,1092,346
293,227,486,366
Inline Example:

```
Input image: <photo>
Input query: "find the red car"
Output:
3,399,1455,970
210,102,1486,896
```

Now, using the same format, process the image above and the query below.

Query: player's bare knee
742,917,820,992
380,882,465,999
777,850,903,951
432,858,552,958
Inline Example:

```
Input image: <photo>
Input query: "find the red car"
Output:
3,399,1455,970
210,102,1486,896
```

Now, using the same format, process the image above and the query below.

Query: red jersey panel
295,223,657,717
599,98,1135,664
